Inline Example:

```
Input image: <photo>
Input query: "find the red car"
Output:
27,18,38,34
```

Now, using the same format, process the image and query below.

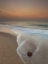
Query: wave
11,26,48,39
0,24,48,39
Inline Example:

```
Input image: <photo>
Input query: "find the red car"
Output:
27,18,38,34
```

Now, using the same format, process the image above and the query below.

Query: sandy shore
0,26,23,64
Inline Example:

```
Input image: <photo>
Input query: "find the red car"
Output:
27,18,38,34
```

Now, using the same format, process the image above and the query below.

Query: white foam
11,26,48,64
11,26,48,39
17,34,48,64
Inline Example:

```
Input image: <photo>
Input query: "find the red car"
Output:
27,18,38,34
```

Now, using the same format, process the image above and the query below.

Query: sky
0,0,48,21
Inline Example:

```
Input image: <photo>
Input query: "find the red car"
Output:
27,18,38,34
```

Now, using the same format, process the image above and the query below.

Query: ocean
0,21,48,39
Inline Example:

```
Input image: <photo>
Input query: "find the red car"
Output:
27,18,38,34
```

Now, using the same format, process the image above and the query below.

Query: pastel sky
0,0,48,21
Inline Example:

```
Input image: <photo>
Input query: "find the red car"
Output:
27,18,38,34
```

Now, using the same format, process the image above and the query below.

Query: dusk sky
0,0,48,21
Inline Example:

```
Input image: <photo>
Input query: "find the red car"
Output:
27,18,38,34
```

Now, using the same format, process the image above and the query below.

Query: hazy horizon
0,0,48,22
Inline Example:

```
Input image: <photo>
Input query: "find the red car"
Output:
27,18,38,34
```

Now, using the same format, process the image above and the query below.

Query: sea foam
11,26,48,64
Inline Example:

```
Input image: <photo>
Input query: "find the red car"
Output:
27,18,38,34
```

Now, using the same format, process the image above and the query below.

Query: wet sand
0,27,23,64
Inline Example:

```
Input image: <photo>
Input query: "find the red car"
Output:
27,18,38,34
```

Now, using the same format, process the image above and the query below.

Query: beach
0,26,23,64
0,24,48,64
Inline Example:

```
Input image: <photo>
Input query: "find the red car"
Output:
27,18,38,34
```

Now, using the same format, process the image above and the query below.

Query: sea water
0,24,48,38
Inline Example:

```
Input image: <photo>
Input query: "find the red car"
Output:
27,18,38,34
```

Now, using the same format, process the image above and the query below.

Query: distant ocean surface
31,24,48,28
0,21,48,30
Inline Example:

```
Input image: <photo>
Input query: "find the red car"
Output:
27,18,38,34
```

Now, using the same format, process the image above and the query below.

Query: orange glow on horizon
0,6,48,20
0,11,48,19
0,0,48,21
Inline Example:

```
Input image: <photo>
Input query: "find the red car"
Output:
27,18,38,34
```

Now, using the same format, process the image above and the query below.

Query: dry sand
0,26,23,64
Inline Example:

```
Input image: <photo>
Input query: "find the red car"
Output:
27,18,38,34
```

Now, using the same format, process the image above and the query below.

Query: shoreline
0,25,17,36
0,26,23,64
